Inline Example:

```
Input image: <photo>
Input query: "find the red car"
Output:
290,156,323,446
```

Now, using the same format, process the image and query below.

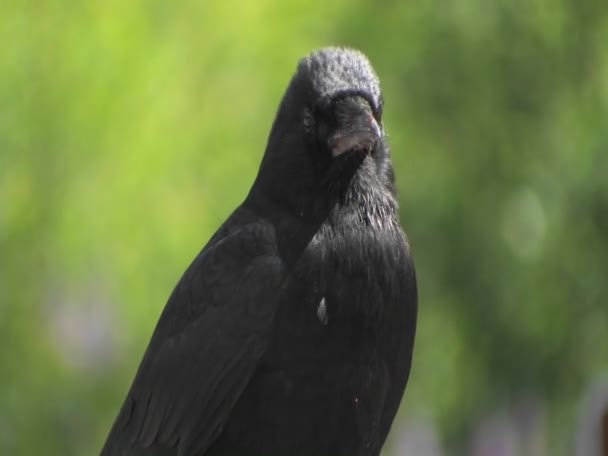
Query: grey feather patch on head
297,47,382,109
317,297,328,325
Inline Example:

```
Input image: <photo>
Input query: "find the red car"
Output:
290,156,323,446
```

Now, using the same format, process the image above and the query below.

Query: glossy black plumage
101,47,417,456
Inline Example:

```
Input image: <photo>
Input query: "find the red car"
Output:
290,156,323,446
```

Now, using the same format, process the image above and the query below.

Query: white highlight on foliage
472,400,546,456
391,414,444,456
47,286,117,372
501,188,547,260
575,376,608,456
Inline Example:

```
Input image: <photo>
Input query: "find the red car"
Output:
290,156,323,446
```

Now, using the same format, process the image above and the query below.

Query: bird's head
253,48,394,213
296,48,384,161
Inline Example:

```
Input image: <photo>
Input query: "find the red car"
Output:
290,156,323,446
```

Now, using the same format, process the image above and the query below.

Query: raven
101,47,417,456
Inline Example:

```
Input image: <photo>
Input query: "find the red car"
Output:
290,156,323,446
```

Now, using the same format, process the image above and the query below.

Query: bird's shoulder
152,205,284,341
102,206,286,456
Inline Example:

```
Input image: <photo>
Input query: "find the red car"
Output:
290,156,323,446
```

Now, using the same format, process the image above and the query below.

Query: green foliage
1,1,607,454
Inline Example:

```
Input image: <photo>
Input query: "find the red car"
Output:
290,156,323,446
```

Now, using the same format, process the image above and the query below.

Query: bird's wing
101,219,285,456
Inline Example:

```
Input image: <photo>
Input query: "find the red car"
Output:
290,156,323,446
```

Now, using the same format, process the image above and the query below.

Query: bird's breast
270,218,409,365
245,221,408,453
308,219,407,325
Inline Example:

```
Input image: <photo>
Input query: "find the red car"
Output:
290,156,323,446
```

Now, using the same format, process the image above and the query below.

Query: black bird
101,47,417,456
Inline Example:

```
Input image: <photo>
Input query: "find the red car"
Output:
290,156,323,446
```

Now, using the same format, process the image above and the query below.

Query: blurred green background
1,1,607,455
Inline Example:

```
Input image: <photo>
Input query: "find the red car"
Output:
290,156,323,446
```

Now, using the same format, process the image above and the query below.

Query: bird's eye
302,109,314,132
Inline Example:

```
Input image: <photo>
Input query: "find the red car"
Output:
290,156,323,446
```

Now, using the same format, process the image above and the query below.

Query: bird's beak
328,106,381,158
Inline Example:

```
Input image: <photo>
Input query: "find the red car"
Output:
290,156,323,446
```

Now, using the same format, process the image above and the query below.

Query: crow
101,47,417,456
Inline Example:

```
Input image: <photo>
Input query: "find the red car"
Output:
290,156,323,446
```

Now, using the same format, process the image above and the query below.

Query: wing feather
101,218,284,456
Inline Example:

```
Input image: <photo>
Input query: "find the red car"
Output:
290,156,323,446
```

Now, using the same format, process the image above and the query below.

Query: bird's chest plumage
227,217,408,454
208,196,413,456
299,220,402,330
